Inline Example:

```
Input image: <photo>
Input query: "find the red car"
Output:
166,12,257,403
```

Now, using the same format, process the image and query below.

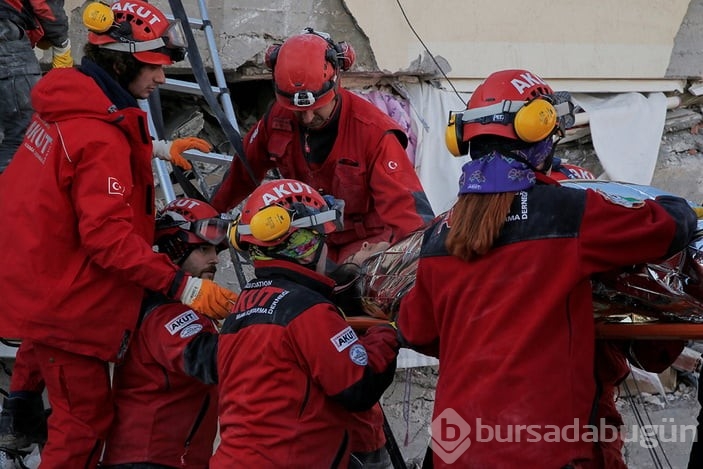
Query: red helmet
233,179,340,249
85,0,186,65
155,198,228,264
463,69,555,142
270,31,348,111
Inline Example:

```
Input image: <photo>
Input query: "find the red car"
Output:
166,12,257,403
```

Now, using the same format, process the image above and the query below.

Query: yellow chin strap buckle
83,2,114,34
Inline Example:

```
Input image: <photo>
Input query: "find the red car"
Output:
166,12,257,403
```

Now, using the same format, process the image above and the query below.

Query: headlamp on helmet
266,30,355,111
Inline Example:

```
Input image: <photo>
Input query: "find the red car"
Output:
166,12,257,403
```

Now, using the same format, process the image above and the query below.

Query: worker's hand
343,241,391,266
179,276,238,320
51,40,73,68
694,206,703,219
152,137,212,171
361,324,400,373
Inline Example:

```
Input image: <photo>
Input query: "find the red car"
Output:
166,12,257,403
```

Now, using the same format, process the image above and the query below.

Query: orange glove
179,277,238,320
152,137,212,171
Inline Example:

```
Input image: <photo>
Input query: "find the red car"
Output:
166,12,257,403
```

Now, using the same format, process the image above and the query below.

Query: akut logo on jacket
261,181,315,205
112,1,163,26
24,118,53,164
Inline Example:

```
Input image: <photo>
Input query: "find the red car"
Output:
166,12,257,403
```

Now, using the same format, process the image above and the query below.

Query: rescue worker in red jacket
212,178,399,468
210,28,434,265
0,0,72,170
0,2,237,466
397,69,697,468
211,30,432,463
101,197,225,469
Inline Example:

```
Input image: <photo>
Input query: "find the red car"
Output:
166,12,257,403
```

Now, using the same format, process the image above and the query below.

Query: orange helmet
267,29,355,111
84,0,186,65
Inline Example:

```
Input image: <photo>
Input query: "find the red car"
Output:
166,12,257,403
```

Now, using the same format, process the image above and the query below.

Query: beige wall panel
345,0,691,79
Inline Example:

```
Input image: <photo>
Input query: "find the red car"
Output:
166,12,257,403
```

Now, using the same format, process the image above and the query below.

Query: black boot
0,393,48,450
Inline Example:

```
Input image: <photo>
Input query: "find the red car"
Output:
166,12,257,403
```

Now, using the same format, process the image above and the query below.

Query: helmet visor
164,19,187,49
160,19,187,62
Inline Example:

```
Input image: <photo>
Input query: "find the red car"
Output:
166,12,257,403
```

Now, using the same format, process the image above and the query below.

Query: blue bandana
458,139,555,194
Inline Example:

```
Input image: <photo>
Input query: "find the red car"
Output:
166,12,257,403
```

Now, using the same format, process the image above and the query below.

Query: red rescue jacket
0,67,179,361
210,88,434,263
398,182,696,468
212,260,397,468
103,294,219,468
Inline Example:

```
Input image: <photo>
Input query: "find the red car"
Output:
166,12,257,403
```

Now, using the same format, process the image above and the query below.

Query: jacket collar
78,57,139,111
252,259,335,298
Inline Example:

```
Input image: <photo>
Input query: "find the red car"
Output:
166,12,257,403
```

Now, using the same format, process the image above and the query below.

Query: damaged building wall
52,1,703,218
60,1,703,87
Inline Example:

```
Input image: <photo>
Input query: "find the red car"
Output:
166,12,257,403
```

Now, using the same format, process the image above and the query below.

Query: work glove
361,324,400,373
51,39,73,69
694,206,703,218
152,137,212,171
178,276,238,320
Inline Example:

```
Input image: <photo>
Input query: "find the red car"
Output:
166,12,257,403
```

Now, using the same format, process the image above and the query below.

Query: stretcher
345,180,703,340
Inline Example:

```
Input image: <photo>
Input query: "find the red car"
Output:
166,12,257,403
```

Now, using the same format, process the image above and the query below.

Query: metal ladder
148,0,239,202
144,0,253,289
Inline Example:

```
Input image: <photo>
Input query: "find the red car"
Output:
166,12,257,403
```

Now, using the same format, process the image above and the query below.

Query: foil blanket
357,180,703,323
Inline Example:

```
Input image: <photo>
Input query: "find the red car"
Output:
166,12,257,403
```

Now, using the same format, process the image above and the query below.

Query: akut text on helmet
260,181,316,206
510,72,549,96
112,1,163,27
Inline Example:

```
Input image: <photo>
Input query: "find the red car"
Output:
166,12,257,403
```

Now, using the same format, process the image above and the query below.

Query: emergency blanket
356,180,703,324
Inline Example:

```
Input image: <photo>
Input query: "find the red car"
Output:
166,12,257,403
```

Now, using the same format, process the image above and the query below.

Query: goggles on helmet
185,217,230,245
101,19,187,61
161,214,230,245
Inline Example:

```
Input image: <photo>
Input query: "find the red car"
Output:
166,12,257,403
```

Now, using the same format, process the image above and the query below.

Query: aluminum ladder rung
165,14,204,30
181,149,233,165
163,77,222,97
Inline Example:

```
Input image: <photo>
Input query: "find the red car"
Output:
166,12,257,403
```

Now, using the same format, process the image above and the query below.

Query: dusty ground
1,356,697,468
380,366,701,468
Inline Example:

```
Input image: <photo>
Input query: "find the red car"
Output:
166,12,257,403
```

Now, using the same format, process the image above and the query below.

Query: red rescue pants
32,342,113,468
10,341,44,392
